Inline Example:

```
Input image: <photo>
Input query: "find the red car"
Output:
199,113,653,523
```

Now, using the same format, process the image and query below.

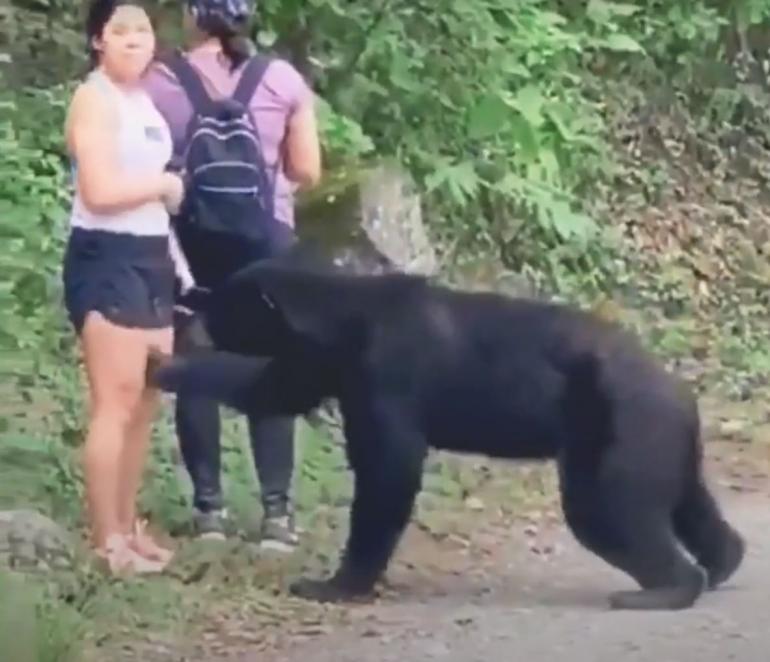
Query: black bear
149,255,745,611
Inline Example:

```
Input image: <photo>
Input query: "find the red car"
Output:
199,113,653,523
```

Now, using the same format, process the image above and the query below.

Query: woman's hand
160,172,185,215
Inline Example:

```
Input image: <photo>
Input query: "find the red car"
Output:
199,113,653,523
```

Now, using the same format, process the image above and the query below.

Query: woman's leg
118,387,159,532
80,311,165,572
118,325,174,561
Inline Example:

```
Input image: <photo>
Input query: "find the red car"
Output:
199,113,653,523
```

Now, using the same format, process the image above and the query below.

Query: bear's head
189,252,425,361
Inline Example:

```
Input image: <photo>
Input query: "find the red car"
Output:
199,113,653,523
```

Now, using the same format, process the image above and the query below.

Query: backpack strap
159,51,213,115
231,55,277,206
231,55,273,107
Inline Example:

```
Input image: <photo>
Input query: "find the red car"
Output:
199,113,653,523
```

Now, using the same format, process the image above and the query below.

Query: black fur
149,255,745,610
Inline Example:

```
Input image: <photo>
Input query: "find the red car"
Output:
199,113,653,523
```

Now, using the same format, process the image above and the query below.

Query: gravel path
252,487,768,662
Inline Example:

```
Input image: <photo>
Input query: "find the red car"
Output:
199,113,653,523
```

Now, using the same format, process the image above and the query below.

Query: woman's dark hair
85,0,149,68
196,13,252,72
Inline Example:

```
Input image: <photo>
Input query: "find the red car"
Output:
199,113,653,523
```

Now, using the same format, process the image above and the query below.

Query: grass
0,378,554,660
0,397,364,661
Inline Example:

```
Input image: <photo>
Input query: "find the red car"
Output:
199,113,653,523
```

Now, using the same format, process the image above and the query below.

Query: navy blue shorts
62,227,175,336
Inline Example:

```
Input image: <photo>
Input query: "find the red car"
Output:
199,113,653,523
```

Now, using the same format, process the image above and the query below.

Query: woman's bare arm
65,82,176,215
283,101,322,188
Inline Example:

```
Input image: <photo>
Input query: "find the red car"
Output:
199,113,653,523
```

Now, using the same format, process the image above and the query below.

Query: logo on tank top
145,125,165,142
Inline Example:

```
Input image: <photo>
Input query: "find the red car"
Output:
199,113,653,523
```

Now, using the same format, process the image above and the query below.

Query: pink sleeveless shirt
142,47,313,226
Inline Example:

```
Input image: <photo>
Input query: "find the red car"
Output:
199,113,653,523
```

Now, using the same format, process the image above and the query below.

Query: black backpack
162,52,289,287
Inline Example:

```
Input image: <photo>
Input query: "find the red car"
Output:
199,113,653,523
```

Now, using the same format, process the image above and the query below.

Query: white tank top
69,69,173,237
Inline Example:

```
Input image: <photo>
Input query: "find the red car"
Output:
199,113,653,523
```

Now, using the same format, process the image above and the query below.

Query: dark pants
171,220,298,515
173,310,295,514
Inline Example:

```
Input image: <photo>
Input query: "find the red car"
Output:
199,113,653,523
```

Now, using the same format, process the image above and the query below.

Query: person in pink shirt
143,0,321,548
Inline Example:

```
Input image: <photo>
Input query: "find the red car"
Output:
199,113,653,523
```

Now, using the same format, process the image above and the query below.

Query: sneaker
192,508,229,541
259,507,299,553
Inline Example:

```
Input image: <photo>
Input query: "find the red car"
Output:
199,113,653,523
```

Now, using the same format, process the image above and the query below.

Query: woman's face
93,4,155,82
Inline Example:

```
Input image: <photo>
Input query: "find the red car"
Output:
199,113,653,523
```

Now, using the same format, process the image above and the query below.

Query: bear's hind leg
561,464,707,610
673,477,745,589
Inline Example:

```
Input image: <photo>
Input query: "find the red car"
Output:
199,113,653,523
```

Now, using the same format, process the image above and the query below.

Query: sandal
95,533,166,575
129,519,174,566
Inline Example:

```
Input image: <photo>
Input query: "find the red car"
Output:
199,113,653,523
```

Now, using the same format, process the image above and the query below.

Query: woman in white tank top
63,0,188,574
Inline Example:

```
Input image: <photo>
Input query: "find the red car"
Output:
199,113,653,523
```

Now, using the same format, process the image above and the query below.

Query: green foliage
0,571,85,662
0,58,88,540
0,83,71,353
254,0,741,283
278,0,622,255
315,96,375,166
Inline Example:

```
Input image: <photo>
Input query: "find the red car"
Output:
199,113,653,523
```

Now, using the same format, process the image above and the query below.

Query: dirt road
148,441,770,662
254,484,769,662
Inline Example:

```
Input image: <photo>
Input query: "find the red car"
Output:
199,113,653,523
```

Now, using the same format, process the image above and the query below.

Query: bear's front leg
290,398,427,603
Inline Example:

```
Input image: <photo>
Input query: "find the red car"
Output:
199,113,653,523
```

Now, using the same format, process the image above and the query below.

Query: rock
523,524,539,537
0,509,75,572
718,418,754,443
422,474,459,499
494,270,538,298
357,162,438,275
424,457,445,475
423,640,451,657
296,161,438,275
720,419,748,435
